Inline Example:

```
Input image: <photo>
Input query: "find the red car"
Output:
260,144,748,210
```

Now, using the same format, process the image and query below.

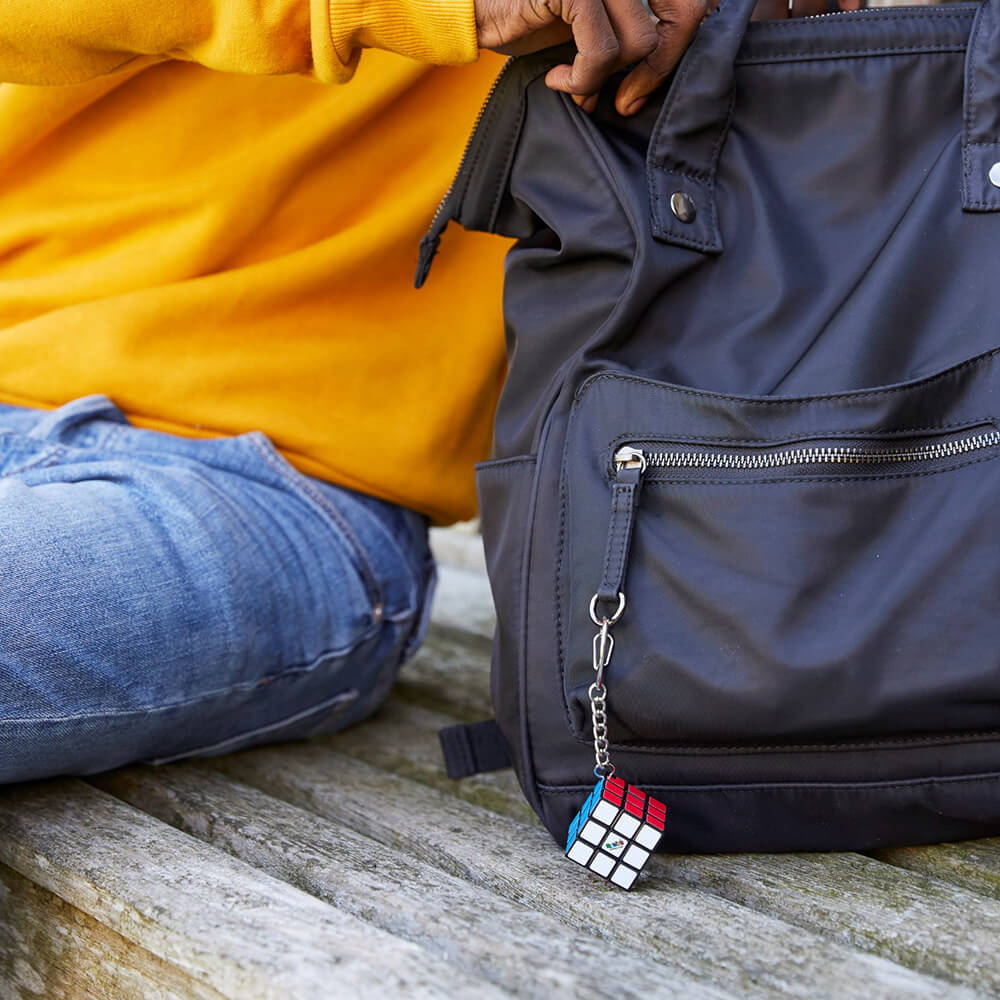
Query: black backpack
421,0,1000,866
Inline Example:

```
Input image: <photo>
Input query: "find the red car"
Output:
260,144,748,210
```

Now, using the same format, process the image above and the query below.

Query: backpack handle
648,0,1000,254
963,0,1000,209
646,0,757,253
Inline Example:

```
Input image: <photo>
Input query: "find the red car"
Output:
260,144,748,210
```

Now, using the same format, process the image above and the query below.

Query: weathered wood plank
652,852,1000,996
212,745,969,1000
329,695,1000,997
0,782,507,1000
870,839,1000,902
331,694,538,825
395,627,494,723
0,862,224,1000
94,765,730,1000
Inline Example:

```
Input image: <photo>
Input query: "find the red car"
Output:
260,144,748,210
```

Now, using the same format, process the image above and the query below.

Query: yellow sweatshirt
0,1,510,523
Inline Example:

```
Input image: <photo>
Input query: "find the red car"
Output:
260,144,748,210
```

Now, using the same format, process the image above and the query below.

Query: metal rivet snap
670,192,697,224
990,162,1000,189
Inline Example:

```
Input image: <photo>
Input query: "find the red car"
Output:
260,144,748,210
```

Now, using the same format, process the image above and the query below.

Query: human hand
475,0,709,116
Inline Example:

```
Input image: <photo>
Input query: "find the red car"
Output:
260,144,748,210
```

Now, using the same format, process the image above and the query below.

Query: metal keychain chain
565,587,667,889
588,591,625,777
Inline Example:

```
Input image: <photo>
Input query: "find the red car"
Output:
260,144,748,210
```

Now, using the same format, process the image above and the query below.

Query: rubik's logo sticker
565,776,665,890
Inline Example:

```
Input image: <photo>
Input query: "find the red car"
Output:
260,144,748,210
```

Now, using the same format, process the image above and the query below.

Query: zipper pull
614,446,647,472
593,446,646,615
414,228,444,289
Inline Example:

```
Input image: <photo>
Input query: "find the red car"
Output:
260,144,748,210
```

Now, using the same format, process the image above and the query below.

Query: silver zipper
426,57,515,234
614,428,1000,472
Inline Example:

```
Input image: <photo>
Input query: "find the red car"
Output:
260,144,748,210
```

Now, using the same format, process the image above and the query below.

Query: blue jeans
0,395,434,784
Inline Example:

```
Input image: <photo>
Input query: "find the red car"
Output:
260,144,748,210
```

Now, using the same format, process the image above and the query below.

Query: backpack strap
439,720,512,779
962,0,1000,211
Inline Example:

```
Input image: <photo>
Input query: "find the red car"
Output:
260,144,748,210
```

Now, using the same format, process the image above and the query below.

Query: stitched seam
539,770,1000,794
749,8,973,32
145,689,362,765
556,426,572,732
598,484,633,598
574,347,1000,406
737,43,968,66
10,447,70,475
604,730,1000,754
487,73,538,232
476,456,538,472
964,0,983,144
2,629,382,726
249,435,383,609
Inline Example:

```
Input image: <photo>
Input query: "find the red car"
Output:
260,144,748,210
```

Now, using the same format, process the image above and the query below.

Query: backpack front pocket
560,350,1000,751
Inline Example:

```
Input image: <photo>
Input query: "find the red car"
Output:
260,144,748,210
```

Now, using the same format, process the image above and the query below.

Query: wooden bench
2,526,1000,999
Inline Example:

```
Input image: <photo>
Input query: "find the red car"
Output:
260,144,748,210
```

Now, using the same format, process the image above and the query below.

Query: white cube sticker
580,821,606,845
592,800,619,824
567,840,595,866
613,813,641,838
589,852,615,877
623,844,650,869
610,865,638,890
635,823,661,850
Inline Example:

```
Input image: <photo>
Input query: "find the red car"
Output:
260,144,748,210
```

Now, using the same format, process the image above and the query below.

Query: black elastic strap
439,720,512,779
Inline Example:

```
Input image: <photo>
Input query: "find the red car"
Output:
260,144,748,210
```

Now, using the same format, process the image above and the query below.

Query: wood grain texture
4,525,999,999
0,863,223,1000
211,745,971,1000
0,782,507,1000
330,694,1000,997
395,627,495,723
95,765,729,1000
871,840,1000,901
322,694,539,826
653,852,1000,996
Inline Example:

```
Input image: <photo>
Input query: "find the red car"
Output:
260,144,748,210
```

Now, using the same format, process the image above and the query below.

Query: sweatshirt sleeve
0,0,479,86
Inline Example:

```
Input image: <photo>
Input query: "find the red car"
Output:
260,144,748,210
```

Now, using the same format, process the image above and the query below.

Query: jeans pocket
241,431,387,614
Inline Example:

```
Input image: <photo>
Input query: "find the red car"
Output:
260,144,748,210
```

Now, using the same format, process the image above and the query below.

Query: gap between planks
0,781,509,1000
93,765,727,1000
320,693,1000,996
203,743,974,1000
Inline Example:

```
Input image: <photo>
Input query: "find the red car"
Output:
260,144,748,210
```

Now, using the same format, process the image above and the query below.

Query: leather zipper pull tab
415,228,443,289
595,447,645,611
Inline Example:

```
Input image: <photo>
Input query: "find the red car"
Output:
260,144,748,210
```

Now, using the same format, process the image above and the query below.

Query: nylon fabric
426,0,1000,852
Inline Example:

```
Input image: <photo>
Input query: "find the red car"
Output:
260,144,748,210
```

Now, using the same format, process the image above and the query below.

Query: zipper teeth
642,429,1000,470
427,57,515,232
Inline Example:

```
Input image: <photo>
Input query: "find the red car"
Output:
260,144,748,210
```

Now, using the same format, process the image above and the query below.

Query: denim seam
247,435,384,611
2,627,387,726
8,447,69,475
144,688,362,764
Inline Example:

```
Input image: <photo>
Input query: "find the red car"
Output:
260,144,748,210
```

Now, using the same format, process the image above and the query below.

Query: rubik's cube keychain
564,592,666,890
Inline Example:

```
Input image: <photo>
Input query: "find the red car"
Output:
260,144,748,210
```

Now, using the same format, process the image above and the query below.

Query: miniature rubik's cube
565,776,665,890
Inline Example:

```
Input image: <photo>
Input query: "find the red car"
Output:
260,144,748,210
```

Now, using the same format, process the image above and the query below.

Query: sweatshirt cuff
321,0,479,79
